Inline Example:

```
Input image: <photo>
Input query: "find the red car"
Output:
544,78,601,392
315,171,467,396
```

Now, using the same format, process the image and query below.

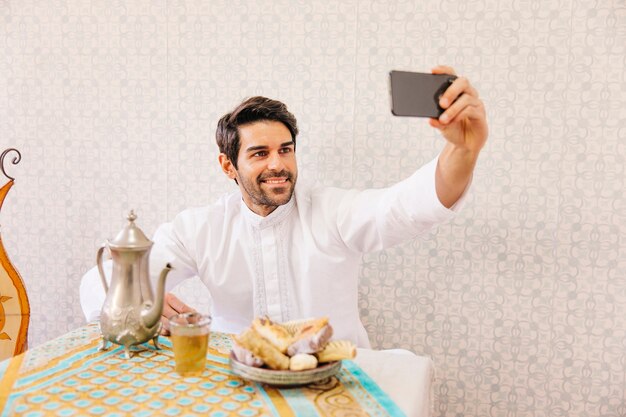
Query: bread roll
234,328,290,370
287,323,333,356
289,354,318,371
252,316,292,354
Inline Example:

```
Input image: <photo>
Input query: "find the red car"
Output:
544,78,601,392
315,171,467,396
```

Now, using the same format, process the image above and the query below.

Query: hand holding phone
389,70,457,118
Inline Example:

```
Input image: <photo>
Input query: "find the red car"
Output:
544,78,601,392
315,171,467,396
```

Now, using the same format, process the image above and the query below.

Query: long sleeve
149,218,201,293
79,262,110,322
324,155,470,253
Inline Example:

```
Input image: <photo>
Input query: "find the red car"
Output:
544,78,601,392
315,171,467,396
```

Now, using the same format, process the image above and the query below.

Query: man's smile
261,177,289,184
258,171,292,187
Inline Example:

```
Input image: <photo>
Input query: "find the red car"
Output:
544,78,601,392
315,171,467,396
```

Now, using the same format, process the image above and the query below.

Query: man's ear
218,153,237,180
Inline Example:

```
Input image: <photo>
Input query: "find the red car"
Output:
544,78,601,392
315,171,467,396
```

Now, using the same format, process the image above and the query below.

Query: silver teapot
97,210,172,358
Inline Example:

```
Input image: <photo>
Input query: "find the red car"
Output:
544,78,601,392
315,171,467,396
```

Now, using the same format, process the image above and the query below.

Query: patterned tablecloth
0,323,405,416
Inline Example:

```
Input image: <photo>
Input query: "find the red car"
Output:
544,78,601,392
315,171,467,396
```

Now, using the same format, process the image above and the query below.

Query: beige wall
1,1,624,415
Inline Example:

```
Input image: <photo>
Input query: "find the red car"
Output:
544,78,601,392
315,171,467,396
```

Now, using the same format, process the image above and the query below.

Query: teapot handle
96,245,109,293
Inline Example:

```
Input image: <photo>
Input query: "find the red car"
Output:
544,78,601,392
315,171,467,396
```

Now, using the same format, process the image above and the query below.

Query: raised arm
150,218,201,334
429,65,488,208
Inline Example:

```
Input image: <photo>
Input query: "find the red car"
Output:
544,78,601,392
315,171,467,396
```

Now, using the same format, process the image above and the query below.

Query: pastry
287,317,333,356
252,316,293,354
231,341,264,367
315,340,356,363
234,328,290,370
281,317,327,337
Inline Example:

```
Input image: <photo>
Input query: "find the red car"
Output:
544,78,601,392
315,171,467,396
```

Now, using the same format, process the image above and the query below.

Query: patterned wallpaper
1,1,624,416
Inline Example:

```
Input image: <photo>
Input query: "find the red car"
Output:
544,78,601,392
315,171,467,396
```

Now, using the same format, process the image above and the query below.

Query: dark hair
216,96,299,169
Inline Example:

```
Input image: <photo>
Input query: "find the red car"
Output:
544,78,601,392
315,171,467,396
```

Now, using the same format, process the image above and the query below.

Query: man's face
220,120,298,217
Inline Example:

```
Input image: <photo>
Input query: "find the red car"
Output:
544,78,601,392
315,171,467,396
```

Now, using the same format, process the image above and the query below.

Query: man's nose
267,152,285,170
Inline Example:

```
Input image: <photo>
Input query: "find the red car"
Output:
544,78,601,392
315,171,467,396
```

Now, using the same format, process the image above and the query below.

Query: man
80,66,487,348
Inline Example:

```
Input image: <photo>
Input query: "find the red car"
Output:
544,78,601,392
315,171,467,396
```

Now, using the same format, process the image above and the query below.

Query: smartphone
389,70,457,118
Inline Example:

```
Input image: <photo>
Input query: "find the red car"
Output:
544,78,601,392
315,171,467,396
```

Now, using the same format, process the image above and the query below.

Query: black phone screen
389,70,457,118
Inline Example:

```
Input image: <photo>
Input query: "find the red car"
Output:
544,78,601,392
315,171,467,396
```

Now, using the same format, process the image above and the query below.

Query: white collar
240,195,296,229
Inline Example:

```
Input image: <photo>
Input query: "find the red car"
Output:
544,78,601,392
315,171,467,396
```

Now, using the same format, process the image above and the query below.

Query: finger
162,302,194,320
431,65,457,76
164,293,196,315
442,103,485,128
440,77,478,110
439,77,469,109
439,94,483,125
442,101,485,128
441,79,480,111
162,293,196,335
164,293,183,313
429,117,444,130
162,303,179,320
430,106,482,135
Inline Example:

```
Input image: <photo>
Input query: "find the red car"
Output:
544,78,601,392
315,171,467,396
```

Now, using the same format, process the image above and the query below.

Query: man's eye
253,151,268,157
279,147,293,154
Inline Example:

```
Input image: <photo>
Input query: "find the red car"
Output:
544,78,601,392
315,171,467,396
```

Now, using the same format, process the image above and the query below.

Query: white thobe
80,156,466,348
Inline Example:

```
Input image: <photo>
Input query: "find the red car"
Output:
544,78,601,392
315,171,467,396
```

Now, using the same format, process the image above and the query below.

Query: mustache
258,170,293,182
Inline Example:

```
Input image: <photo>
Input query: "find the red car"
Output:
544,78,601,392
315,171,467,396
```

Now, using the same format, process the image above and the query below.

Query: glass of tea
169,312,211,376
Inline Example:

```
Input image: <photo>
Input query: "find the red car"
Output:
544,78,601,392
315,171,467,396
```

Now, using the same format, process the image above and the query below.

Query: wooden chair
0,148,30,360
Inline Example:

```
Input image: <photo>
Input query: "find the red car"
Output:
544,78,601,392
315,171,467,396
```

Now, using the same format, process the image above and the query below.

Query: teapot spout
141,263,173,329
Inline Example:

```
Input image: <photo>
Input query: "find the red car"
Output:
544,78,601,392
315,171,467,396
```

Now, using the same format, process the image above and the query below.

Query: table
0,323,433,416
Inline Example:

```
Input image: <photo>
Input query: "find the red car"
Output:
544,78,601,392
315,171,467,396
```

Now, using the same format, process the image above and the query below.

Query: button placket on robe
243,198,296,322
260,226,282,321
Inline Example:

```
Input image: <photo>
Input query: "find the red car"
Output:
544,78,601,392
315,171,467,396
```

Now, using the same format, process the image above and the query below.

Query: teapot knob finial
127,210,137,223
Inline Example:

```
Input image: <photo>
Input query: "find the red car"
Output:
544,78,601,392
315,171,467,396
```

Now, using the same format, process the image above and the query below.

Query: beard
237,169,297,209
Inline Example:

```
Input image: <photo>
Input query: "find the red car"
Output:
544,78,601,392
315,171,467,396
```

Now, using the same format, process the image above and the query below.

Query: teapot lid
109,210,152,249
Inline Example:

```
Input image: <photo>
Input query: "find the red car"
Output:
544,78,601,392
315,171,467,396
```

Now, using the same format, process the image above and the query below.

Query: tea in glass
169,312,211,375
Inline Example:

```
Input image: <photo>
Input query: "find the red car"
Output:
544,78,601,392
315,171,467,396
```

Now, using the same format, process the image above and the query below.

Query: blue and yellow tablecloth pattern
0,323,405,416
